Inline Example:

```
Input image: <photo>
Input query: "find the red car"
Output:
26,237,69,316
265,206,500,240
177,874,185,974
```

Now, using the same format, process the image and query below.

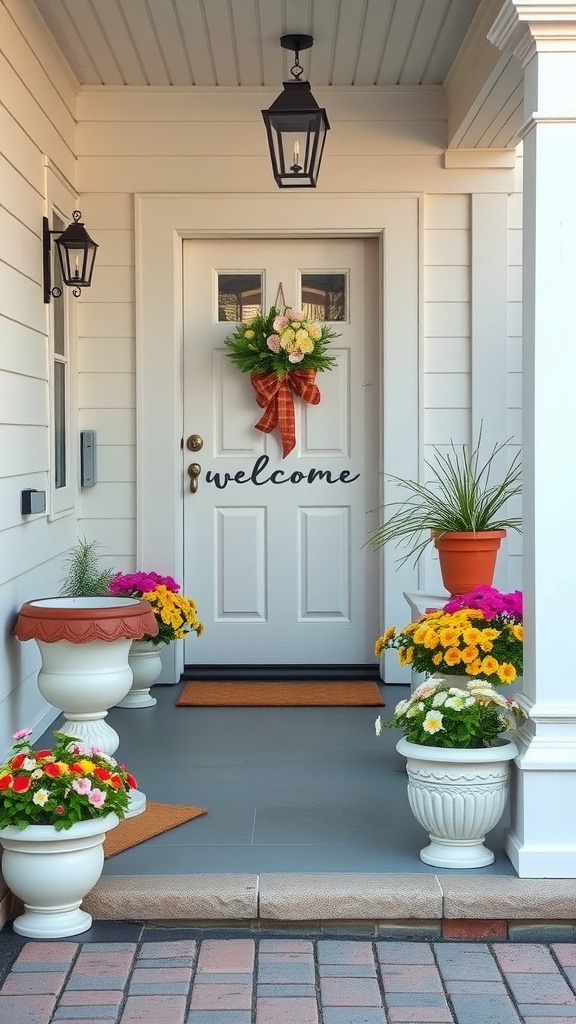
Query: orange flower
461,645,479,664
497,663,517,684
481,656,499,676
444,648,461,665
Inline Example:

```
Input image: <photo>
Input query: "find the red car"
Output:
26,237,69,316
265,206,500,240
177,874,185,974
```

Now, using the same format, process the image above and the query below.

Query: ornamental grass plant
366,432,522,566
375,678,526,749
109,571,203,644
0,730,137,831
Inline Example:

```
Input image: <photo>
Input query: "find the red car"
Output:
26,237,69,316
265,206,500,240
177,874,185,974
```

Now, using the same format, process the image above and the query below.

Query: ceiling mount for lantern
262,34,330,189
43,210,98,303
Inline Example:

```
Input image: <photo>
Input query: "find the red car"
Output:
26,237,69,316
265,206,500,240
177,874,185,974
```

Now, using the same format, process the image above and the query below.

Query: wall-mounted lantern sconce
262,34,330,188
43,210,98,303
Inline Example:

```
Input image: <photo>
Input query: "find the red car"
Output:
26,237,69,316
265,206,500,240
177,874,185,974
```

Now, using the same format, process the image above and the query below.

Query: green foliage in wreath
224,306,340,377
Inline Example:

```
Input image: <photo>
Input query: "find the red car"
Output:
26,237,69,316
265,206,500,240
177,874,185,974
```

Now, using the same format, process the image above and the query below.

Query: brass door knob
186,434,203,452
188,463,201,493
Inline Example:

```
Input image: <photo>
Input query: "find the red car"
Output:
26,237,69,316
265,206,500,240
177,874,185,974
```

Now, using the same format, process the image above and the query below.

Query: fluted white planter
0,813,118,938
116,640,162,708
397,737,518,868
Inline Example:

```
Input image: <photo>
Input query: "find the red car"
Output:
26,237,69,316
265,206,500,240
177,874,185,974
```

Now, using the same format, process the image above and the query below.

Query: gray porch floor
47,681,516,878
28,682,576,931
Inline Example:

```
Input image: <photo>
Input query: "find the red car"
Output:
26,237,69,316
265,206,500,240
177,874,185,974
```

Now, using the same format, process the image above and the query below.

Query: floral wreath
224,305,340,458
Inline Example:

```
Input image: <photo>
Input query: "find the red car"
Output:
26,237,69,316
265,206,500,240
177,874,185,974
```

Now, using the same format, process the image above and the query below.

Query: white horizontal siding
0,0,79,753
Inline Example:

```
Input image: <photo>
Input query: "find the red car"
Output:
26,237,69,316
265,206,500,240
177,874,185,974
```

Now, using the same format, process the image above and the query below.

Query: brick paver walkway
0,936,575,1023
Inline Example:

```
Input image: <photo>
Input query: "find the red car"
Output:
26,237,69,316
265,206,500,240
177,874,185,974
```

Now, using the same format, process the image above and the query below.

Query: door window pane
301,273,347,321
217,274,262,322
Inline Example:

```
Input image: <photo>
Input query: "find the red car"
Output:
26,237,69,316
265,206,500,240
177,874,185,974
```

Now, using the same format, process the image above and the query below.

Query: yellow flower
460,645,479,664
404,646,414,664
481,656,499,675
432,651,444,666
75,759,96,774
497,663,517,684
482,628,500,641
439,627,460,648
511,624,523,641
412,625,430,645
381,626,396,643
244,330,255,339
462,627,483,645
465,659,484,675
444,647,461,666
423,630,440,650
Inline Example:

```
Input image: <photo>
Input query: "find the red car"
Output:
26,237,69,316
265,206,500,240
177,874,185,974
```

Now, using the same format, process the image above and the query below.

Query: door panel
183,238,380,667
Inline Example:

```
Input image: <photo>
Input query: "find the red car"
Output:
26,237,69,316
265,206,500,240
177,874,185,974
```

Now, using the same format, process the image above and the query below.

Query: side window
50,211,74,515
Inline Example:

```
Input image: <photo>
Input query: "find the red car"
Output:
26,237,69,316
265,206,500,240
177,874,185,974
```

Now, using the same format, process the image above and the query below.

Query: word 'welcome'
205,455,360,489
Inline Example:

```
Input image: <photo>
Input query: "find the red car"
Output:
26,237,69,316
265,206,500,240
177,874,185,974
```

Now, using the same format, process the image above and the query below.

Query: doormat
104,802,207,858
176,681,385,707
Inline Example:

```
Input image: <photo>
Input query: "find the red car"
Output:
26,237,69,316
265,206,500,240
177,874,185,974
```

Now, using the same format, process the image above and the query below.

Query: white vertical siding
0,0,78,755
507,155,524,591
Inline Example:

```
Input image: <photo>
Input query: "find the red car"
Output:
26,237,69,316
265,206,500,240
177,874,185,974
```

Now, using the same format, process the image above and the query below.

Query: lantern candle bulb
291,140,301,172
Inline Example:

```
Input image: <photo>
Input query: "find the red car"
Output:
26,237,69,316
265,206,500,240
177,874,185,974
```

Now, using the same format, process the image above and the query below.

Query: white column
489,1,576,876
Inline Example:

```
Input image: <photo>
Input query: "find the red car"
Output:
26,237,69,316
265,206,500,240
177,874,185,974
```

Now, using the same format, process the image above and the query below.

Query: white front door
182,237,380,669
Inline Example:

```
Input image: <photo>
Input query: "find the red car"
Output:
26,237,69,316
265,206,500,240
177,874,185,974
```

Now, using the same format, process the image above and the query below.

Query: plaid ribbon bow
250,369,321,458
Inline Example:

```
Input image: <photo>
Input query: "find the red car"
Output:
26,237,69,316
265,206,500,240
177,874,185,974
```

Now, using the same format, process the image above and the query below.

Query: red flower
55,805,65,815
126,773,138,789
35,750,52,759
70,762,85,774
10,754,26,770
12,776,31,793
0,774,12,790
109,774,122,790
94,767,111,782
43,763,61,778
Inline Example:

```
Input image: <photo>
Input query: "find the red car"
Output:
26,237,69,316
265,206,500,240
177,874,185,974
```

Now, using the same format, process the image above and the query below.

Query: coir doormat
104,802,207,858
176,681,385,707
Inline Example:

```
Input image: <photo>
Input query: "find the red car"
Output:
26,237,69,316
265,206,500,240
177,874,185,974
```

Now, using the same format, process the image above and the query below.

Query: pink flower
109,571,180,597
443,586,522,623
12,729,32,740
288,351,304,363
72,778,92,795
266,335,281,353
88,788,106,808
272,315,289,332
288,310,304,323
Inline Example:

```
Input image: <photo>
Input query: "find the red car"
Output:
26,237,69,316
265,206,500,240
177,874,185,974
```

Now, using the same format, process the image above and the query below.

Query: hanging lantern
262,34,330,189
43,210,98,302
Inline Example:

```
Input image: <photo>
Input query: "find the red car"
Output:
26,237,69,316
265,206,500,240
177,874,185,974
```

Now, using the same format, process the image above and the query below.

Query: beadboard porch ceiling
33,0,482,88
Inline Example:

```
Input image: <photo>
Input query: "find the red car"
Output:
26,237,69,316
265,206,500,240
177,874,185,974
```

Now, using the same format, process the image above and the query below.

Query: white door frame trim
135,193,421,683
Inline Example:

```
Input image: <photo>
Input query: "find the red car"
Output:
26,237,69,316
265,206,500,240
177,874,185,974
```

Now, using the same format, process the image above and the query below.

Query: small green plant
59,538,115,597
366,432,522,567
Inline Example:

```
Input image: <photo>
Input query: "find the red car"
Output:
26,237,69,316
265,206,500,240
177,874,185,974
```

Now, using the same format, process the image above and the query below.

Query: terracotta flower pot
433,530,506,595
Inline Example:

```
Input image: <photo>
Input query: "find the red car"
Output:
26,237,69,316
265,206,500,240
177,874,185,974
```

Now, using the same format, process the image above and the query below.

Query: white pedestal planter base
126,788,146,818
397,737,518,869
0,814,119,938
116,640,162,709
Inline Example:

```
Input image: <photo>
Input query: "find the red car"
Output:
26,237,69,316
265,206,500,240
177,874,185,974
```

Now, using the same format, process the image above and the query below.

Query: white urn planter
0,813,118,938
397,736,518,868
13,597,157,755
116,639,162,708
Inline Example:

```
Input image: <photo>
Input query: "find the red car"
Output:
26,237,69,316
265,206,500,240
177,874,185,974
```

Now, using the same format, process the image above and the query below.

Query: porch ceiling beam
444,0,524,150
